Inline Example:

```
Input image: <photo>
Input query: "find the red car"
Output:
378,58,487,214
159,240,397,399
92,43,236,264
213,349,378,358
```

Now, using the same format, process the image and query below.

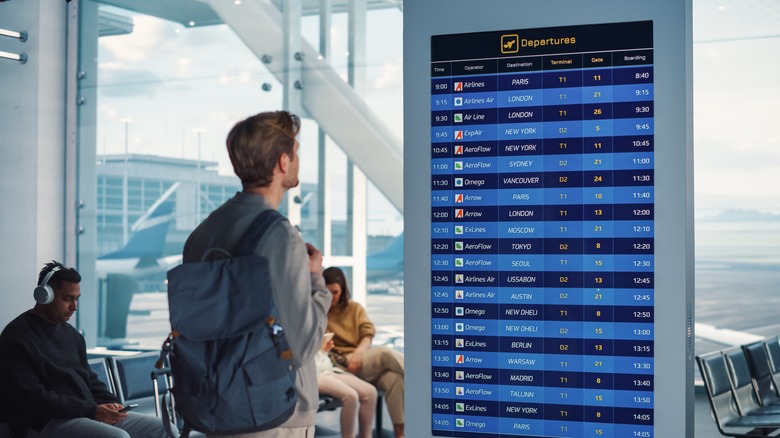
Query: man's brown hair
226,111,301,189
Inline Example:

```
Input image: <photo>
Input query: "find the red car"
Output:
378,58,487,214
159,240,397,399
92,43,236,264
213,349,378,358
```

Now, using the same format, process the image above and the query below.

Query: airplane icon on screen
501,34,519,54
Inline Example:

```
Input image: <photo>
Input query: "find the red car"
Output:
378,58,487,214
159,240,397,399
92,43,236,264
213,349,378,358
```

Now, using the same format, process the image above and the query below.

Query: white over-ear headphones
34,266,61,305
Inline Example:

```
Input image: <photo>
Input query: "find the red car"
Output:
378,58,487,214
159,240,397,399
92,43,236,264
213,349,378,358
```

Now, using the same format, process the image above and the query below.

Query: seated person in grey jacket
0,261,169,437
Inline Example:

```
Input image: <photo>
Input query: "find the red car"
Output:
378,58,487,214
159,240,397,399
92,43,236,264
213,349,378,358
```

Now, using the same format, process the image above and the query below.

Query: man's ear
277,152,290,174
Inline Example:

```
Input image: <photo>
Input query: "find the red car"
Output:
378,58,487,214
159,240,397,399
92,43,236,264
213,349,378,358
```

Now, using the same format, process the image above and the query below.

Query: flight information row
431,118,653,141
433,325,652,344
432,102,653,126
431,303,652,322
433,189,653,207
431,332,653,350
432,136,653,157
431,271,653,288
432,84,654,111
431,286,653,306
432,221,654,238
431,64,652,90
432,170,653,188
433,153,652,173
432,418,653,438
432,254,653,272
431,238,653,254
431,205,653,222
431,367,653,386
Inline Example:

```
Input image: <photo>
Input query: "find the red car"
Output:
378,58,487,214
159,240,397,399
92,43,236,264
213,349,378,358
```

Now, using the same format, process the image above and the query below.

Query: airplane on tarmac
366,232,404,282
95,182,182,280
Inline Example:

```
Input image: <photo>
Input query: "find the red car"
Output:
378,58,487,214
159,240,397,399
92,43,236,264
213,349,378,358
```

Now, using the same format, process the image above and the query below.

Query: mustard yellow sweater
328,301,376,356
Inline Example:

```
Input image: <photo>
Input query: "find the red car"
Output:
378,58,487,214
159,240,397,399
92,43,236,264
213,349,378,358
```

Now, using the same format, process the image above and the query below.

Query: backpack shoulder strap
237,209,284,256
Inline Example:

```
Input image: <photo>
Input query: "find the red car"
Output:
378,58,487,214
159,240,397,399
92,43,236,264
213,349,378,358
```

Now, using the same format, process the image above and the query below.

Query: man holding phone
0,261,168,437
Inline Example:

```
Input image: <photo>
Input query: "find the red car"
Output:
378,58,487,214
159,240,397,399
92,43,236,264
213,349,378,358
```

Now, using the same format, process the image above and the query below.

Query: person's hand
321,339,335,352
95,403,128,425
348,351,364,374
306,243,323,275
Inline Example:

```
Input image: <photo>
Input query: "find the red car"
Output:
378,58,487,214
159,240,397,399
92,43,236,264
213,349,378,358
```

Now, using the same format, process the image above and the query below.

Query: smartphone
323,332,335,343
119,403,139,413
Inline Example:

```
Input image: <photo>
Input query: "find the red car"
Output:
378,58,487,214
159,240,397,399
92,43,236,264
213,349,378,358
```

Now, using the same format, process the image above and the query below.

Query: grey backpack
163,209,297,436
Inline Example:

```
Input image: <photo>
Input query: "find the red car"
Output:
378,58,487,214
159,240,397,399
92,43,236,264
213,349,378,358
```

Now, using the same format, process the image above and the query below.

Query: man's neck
31,306,57,324
243,184,284,209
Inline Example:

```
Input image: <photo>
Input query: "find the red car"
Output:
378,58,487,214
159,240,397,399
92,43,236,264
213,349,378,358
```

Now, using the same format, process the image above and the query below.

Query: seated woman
316,333,377,438
323,267,405,438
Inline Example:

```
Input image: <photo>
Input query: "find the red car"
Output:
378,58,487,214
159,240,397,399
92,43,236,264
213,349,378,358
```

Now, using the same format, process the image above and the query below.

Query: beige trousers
319,371,377,438
351,346,405,425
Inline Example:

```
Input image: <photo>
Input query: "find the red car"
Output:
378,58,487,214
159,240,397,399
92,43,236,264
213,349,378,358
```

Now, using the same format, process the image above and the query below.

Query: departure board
430,21,655,437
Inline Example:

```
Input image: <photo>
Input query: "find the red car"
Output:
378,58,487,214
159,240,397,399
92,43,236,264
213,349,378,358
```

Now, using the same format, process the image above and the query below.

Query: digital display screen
430,21,655,437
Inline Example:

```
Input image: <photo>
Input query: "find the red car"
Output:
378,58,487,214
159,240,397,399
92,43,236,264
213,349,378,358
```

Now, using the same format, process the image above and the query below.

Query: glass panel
693,3,780,352
77,1,404,350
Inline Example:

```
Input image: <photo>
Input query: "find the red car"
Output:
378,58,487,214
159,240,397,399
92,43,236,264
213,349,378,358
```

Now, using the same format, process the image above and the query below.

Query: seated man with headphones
0,261,168,437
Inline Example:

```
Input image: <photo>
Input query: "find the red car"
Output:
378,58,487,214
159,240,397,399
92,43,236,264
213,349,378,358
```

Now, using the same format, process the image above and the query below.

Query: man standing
0,261,168,437
183,111,331,438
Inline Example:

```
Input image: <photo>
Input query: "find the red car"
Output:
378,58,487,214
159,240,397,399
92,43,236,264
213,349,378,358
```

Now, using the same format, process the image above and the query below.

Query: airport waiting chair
724,347,780,416
764,337,780,397
697,351,780,437
743,342,780,410
109,352,169,416
88,357,116,396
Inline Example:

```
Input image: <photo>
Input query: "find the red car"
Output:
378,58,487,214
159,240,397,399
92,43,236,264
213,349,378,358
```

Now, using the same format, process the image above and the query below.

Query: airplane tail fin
100,183,179,260
366,233,404,280
100,202,174,260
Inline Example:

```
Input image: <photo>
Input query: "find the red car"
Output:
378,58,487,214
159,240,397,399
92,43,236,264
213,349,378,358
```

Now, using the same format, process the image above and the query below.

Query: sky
92,3,780,228
94,7,404,235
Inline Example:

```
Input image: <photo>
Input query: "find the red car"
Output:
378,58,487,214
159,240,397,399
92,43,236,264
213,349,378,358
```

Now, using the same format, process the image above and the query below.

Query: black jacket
0,311,118,431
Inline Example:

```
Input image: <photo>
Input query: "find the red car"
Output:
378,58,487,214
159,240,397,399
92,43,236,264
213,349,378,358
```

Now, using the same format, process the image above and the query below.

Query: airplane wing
695,322,763,347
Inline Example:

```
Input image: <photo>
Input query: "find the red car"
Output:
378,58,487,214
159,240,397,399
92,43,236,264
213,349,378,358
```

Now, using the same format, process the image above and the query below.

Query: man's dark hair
226,111,301,190
323,266,351,311
37,261,81,291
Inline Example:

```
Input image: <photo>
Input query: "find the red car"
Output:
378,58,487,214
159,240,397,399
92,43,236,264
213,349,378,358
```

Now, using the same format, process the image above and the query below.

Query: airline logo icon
454,177,464,187
455,193,463,203
455,258,464,267
501,34,519,54
455,370,465,380
455,241,464,251
454,161,463,171
455,306,464,316
454,96,463,106
455,209,464,218
455,145,464,155
455,338,464,348
454,130,463,140
455,225,464,235
455,290,464,299
455,418,465,428
454,113,463,123
455,274,464,284
455,322,464,332
456,386,465,396
456,403,465,412
454,82,463,92
456,354,464,364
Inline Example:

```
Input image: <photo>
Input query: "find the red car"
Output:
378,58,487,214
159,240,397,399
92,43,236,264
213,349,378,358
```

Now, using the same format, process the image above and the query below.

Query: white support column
0,1,71,328
282,0,303,115
75,0,100,346
346,166,367,304
317,0,333,257
282,0,303,228
347,0,367,304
